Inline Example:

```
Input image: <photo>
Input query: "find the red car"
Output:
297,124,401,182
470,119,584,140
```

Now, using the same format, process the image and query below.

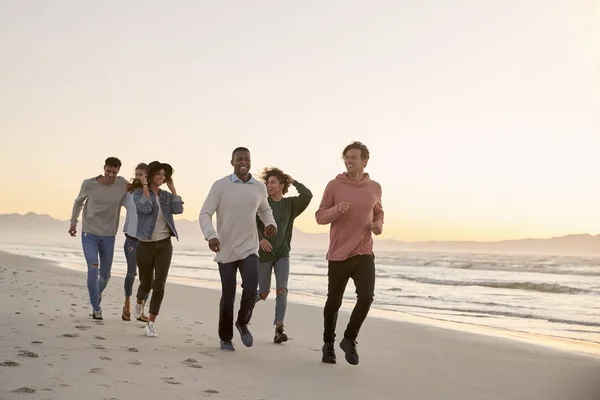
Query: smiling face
231,150,251,177
266,175,284,197
103,165,120,184
343,148,367,174
152,169,166,187
134,168,146,181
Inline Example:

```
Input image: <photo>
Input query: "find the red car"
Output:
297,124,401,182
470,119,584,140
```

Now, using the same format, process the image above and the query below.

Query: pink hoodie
315,173,384,261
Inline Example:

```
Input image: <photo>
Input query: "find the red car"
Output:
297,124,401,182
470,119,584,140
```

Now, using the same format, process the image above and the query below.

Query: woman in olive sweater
255,167,313,343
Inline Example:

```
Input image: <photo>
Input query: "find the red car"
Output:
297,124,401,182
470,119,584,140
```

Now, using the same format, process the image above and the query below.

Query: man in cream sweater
200,147,277,351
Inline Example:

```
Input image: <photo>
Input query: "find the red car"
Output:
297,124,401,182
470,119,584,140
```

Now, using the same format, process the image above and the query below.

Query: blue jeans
258,257,290,325
81,233,116,312
123,234,139,297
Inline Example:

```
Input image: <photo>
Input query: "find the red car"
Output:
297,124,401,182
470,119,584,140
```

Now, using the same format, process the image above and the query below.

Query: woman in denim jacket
129,161,183,337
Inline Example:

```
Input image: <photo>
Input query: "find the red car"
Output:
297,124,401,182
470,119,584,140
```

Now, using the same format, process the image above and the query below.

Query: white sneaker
145,322,158,337
134,302,143,320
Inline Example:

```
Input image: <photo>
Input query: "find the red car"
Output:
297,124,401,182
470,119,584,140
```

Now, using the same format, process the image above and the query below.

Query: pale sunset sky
0,1,598,242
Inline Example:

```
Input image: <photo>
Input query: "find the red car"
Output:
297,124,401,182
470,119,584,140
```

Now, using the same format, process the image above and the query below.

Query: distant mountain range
1,212,599,256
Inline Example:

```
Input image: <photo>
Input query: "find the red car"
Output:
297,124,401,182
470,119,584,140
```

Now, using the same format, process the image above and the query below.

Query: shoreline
2,250,600,399
3,248,600,359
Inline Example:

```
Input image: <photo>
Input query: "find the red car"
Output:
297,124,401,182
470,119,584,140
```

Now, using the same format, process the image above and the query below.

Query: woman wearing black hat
128,161,183,337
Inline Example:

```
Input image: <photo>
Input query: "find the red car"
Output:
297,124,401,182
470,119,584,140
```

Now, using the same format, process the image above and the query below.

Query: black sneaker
92,310,103,320
321,342,336,364
273,326,288,344
339,338,359,365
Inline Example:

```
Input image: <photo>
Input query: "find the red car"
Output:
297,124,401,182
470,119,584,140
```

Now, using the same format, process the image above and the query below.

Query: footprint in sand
75,325,92,331
89,368,105,374
127,347,139,353
205,389,220,394
92,344,107,351
61,333,79,338
99,356,112,361
12,387,36,393
182,358,203,369
31,341,43,345
184,339,194,344
161,376,181,385
0,360,20,367
18,350,38,358
194,321,203,325
37,323,44,327
15,311,21,315
128,360,142,365
95,336,106,340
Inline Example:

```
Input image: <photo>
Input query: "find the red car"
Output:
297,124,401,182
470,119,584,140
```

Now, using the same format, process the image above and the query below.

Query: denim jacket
133,188,184,241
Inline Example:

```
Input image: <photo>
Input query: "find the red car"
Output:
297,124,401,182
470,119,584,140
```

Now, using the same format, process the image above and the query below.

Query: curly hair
342,141,370,160
259,167,290,195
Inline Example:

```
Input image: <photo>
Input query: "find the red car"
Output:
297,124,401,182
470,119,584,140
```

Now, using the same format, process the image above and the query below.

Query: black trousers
136,237,173,316
323,254,375,343
217,254,259,342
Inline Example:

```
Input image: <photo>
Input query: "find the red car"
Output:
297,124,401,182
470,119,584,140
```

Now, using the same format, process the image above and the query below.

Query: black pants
217,254,259,342
323,254,375,343
136,237,173,316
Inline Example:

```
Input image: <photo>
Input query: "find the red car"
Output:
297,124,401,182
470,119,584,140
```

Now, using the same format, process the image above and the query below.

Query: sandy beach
1,250,600,400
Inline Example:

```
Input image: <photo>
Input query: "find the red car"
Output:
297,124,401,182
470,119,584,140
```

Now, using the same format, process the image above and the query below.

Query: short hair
259,167,290,195
342,141,370,160
232,147,250,159
105,157,122,168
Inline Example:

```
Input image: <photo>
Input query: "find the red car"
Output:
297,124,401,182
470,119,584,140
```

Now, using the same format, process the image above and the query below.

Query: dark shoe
220,340,235,351
340,338,359,365
92,310,103,320
273,326,288,344
321,342,336,364
235,321,254,347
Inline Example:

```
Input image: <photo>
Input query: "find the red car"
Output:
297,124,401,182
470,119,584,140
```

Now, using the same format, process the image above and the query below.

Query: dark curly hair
128,161,173,193
259,167,290,195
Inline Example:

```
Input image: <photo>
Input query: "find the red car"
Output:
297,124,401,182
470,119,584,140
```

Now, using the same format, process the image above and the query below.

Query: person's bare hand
260,239,273,252
140,174,148,186
166,178,175,193
264,224,277,237
337,202,351,214
208,238,220,252
371,222,383,235
285,174,295,184
68,224,77,237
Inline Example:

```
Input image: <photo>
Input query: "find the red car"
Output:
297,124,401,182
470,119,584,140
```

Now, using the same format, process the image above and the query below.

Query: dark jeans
123,234,139,297
218,254,259,342
323,254,375,343
136,237,173,316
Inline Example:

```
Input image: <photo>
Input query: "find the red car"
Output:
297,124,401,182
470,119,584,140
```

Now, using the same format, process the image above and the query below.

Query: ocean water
2,242,600,344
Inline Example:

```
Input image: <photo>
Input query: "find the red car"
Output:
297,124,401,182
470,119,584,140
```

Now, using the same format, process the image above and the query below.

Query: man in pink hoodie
316,141,384,366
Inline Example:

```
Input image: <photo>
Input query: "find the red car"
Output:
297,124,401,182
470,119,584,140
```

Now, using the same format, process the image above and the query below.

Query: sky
0,0,598,242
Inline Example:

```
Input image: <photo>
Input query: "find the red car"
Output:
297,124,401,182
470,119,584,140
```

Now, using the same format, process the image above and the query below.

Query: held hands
208,238,221,253
264,224,277,238
260,239,273,252
336,202,351,214
68,224,77,237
